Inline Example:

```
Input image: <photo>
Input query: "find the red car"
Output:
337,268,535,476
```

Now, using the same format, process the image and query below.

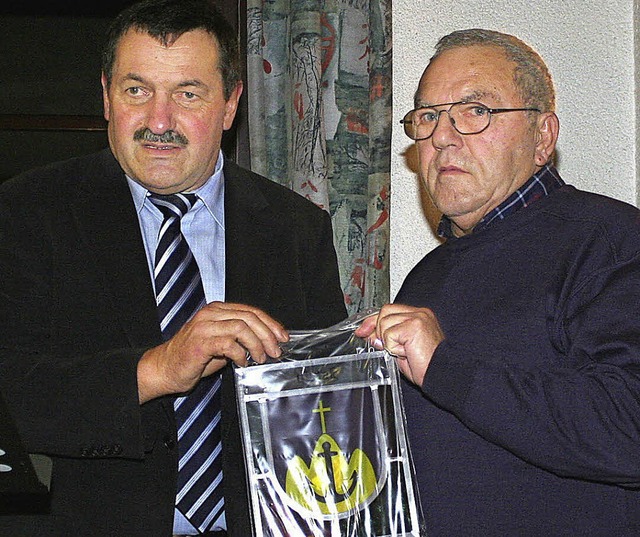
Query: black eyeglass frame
400,101,542,141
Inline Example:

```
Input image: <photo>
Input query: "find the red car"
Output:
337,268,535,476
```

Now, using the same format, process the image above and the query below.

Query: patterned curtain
246,0,391,314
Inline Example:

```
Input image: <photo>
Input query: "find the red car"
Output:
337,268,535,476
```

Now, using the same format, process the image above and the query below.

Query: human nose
429,109,461,148
145,94,175,133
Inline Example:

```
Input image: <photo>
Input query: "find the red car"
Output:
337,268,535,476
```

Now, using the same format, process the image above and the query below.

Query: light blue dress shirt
126,150,227,533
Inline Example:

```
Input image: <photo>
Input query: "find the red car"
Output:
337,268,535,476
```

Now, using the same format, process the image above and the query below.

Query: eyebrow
119,74,207,90
415,90,502,108
123,73,145,84
177,79,207,89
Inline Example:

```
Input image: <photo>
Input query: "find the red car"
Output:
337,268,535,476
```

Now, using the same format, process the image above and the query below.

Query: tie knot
149,192,198,219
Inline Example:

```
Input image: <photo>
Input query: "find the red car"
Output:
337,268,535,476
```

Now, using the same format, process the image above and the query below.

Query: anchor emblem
314,438,358,502
284,399,378,517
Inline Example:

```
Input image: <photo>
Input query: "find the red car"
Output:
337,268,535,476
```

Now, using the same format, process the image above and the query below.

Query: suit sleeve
0,186,148,460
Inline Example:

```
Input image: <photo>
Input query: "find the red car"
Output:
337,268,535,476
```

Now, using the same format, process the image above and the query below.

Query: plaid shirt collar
438,164,565,239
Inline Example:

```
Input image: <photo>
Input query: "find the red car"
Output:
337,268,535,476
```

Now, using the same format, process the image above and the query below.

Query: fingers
356,303,444,387
197,318,276,366
196,302,288,362
137,302,291,402
355,315,378,338
356,304,418,350
201,302,289,342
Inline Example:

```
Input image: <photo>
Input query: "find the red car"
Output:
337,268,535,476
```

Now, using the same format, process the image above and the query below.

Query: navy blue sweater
398,184,640,536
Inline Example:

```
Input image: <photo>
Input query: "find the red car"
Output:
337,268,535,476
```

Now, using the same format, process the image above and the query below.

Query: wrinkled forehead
415,45,519,108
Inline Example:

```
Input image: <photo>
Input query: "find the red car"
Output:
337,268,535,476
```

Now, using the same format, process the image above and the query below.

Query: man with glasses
357,29,640,535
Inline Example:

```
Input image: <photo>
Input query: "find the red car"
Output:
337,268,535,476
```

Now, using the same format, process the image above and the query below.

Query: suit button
163,435,176,450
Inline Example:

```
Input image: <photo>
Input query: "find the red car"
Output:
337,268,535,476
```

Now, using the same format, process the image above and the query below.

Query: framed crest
236,351,424,537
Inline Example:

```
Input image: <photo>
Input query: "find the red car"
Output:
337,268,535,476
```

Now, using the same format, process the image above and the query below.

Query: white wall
390,0,637,298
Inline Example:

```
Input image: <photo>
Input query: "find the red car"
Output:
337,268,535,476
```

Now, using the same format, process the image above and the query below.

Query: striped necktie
149,192,225,532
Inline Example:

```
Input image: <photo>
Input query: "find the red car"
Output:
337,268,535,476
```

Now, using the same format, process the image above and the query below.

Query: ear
223,81,244,131
534,112,559,166
101,72,111,122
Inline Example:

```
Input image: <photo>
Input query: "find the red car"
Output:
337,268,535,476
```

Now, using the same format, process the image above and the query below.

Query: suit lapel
68,153,287,346
223,161,284,307
72,150,162,347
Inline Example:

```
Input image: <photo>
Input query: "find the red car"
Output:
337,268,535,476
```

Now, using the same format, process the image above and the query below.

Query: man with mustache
133,128,190,146
357,29,640,535
0,0,345,535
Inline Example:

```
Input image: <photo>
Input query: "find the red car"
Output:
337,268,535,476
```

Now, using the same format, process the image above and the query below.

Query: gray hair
429,29,555,113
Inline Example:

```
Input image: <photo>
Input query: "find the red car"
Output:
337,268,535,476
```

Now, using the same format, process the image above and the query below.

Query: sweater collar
438,164,565,239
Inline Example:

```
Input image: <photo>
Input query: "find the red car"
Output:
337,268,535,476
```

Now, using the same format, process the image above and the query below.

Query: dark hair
429,29,555,113
102,0,240,100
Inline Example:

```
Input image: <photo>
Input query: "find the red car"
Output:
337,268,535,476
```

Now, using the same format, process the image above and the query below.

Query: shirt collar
127,150,225,226
437,164,565,239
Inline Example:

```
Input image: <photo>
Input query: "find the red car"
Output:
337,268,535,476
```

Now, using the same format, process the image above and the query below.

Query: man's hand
137,302,288,403
355,304,445,386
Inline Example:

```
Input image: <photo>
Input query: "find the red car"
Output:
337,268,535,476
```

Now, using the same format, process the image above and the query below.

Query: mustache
133,128,189,146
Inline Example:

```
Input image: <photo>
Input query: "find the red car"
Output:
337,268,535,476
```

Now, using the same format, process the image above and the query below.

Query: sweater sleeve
422,250,640,488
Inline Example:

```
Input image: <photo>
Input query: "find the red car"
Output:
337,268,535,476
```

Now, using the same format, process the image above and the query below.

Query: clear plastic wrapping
235,313,425,536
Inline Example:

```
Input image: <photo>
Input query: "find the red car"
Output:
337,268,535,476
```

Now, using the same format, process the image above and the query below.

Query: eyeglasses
400,101,541,141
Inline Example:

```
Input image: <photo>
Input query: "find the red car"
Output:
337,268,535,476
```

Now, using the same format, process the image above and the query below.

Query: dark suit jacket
0,149,347,536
